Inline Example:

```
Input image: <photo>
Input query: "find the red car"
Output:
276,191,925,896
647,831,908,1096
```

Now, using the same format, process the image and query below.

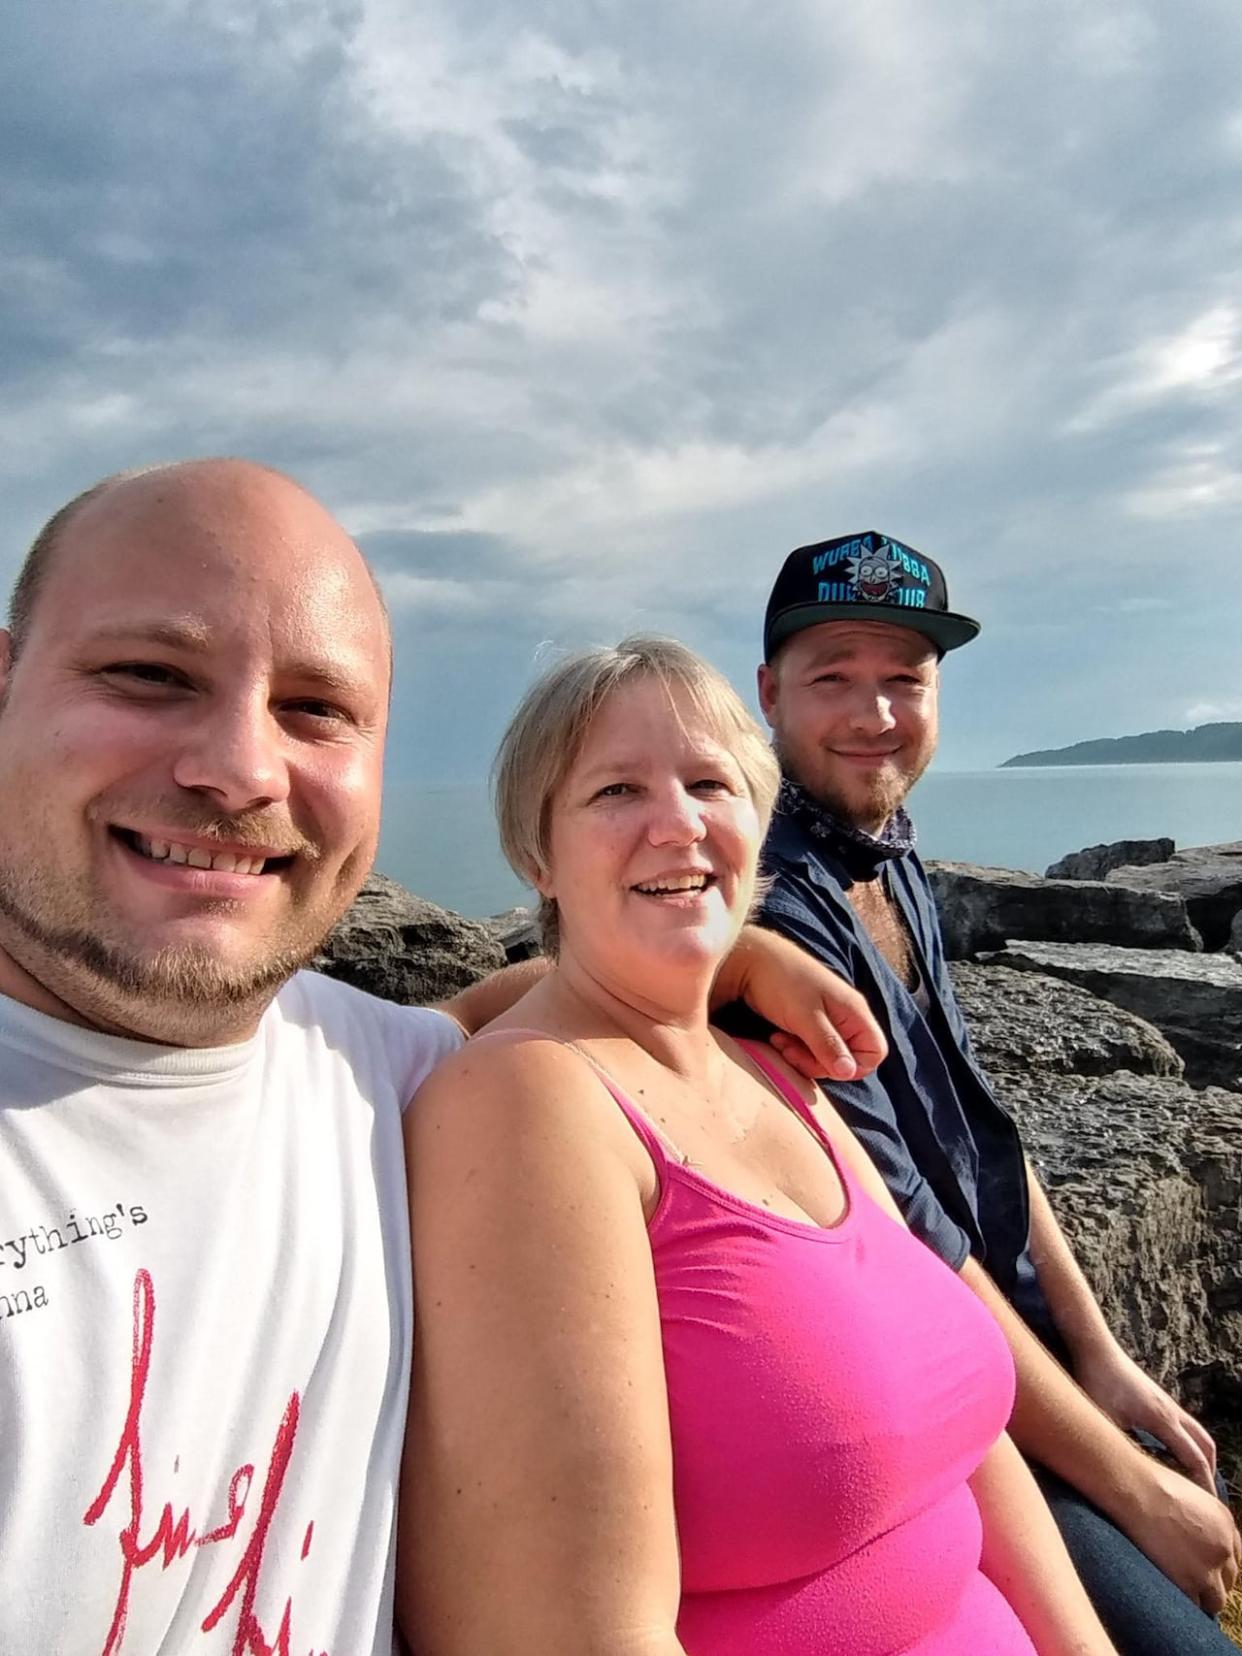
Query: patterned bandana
775,778,917,882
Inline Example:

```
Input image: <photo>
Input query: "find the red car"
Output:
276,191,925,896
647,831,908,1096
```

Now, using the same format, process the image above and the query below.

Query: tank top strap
464,1027,679,1175
734,1038,840,1157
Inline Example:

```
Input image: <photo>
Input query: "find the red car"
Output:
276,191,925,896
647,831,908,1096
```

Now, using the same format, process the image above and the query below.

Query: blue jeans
1032,1461,1237,1655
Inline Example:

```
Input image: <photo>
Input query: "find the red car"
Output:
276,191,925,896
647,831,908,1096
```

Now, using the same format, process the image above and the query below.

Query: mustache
97,799,321,862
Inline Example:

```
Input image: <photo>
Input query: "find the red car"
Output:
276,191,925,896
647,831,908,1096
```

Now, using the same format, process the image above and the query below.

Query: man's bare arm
1024,1162,1218,1489
438,927,888,1079
959,1254,1241,1614
709,925,887,1079
437,958,549,1035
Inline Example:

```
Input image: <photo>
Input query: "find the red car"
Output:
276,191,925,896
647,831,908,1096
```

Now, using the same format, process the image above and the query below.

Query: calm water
376,762,1242,919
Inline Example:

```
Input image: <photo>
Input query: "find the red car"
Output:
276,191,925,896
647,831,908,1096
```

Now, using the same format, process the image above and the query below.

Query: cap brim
766,602,980,659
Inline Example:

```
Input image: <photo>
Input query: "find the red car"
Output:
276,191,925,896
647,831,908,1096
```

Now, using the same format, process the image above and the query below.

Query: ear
756,662,779,729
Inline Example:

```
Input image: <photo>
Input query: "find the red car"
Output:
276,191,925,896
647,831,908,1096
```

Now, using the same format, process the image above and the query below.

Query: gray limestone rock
987,1067,1242,1412
927,861,1202,960
953,960,1242,1443
949,953,1242,1465
978,939,1242,1092
1045,837,1175,882
483,905,543,962
948,962,1183,1079
314,871,507,1005
1105,842,1242,950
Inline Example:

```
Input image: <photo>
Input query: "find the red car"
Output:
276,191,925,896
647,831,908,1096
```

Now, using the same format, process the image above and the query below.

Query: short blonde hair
493,635,780,952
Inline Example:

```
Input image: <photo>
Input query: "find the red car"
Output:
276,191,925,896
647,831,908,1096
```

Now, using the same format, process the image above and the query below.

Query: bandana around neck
776,778,917,881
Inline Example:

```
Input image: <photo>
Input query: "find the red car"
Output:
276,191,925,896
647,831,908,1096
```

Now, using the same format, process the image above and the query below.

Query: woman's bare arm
971,1433,1116,1655
398,1037,687,1656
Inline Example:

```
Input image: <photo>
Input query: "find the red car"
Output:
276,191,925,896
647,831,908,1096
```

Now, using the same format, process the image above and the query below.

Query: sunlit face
540,678,763,983
0,461,390,1043
758,621,939,832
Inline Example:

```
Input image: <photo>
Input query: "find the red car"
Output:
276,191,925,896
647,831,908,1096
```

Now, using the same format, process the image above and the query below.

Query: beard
774,736,926,833
0,862,333,1043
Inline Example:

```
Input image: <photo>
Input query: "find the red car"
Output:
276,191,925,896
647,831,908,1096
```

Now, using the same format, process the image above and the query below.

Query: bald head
8,460,391,676
0,456,394,1044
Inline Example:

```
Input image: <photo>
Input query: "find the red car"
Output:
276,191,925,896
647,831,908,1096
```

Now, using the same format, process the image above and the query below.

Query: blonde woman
399,637,1115,1656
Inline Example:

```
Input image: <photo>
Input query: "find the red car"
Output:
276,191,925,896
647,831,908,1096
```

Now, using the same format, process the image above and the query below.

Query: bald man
0,461,881,1654
0,460,468,1654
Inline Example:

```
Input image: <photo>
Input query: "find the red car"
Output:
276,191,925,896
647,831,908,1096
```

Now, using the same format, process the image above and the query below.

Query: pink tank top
583,1038,1036,1656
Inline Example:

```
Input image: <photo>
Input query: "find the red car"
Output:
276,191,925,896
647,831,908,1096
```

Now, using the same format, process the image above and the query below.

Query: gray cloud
3,0,1242,783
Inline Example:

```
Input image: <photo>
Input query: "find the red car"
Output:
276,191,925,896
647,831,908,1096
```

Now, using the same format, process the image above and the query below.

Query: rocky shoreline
929,839,1242,1487
316,839,1242,1493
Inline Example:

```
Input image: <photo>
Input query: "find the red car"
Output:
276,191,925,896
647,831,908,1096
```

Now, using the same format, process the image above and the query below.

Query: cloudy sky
4,0,1241,785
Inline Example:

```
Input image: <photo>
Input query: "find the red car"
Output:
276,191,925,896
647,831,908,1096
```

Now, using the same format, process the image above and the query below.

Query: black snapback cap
763,530,980,660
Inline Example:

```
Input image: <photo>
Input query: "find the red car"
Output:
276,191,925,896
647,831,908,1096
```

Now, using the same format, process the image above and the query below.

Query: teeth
636,874,709,895
130,835,269,875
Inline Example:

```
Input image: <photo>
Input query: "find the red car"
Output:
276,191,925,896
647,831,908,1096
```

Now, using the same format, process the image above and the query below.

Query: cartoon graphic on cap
847,541,902,603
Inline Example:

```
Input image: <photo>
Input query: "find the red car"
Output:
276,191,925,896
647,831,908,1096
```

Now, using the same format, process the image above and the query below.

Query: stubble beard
775,737,923,835
0,863,332,1044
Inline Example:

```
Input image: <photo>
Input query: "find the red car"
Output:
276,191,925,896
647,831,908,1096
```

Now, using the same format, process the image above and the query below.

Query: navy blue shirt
753,806,1051,1335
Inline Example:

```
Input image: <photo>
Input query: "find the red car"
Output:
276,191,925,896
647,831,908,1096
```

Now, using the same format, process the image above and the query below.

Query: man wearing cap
753,530,1240,1653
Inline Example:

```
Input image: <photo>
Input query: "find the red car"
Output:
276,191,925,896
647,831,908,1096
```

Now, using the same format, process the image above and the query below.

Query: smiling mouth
632,873,716,898
111,828,295,877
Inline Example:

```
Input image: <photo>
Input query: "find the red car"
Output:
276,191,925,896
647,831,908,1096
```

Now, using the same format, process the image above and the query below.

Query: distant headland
1001,721,1242,768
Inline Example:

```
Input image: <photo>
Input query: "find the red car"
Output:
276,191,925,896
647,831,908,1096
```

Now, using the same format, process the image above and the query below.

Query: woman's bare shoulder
409,1028,589,1128
405,1026,649,1191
